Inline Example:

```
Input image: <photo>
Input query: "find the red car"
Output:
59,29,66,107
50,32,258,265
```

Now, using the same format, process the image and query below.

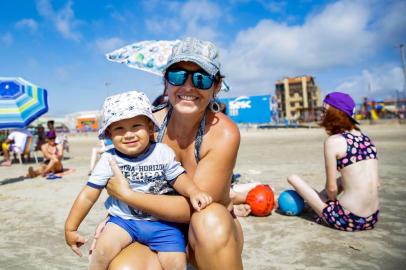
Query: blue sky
0,0,405,116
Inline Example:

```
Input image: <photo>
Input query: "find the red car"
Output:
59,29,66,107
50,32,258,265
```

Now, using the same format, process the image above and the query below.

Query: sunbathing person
27,132,64,178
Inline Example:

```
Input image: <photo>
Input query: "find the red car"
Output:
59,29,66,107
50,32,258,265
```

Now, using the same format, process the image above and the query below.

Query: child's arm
65,186,102,257
172,173,213,211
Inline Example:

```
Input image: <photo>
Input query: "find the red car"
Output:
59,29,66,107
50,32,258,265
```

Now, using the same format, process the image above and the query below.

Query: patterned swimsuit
336,132,378,171
317,132,379,232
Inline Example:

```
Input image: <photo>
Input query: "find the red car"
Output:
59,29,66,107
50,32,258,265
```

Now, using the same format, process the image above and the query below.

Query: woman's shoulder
206,111,240,144
324,134,347,151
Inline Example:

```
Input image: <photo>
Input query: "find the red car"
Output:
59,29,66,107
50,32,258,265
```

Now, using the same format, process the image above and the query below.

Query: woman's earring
210,98,221,113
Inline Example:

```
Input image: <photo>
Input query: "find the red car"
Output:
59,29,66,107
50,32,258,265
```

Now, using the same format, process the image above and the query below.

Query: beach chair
15,136,39,164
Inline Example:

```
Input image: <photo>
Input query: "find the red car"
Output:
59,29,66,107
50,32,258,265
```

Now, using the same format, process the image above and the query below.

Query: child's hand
65,230,87,257
190,191,213,211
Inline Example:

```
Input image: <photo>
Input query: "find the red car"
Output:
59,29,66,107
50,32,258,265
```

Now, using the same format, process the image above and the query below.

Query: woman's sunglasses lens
193,73,213,89
167,71,187,86
167,70,214,89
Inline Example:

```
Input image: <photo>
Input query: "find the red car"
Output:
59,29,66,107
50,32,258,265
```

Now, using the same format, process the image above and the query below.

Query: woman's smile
177,94,198,101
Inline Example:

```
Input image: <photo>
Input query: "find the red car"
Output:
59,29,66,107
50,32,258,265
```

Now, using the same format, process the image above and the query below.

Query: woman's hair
319,106,359,135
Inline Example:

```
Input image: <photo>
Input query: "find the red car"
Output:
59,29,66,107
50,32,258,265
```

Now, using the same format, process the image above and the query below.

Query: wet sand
1,124,405,269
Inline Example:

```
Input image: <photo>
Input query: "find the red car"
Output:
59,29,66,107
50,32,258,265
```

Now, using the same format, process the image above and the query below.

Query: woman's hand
106,159,132,202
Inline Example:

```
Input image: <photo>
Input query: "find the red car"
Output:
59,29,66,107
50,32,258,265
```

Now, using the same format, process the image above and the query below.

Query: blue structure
220,95,271,124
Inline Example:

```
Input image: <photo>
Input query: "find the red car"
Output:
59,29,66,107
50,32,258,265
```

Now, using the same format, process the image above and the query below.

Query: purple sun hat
323,92,359,124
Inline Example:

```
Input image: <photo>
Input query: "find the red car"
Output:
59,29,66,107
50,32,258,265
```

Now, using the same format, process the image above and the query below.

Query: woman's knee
158,253,186,270
287,174,302,186
108,243,162,270
189,203,235,249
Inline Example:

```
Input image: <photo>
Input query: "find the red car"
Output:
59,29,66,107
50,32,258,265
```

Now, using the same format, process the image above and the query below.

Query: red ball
246,184,275,216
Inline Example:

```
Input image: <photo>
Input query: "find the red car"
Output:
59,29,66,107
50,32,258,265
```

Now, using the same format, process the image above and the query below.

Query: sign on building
220,95,271,124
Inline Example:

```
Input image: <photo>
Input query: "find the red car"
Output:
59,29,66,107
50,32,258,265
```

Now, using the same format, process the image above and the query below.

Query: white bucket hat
98,91,160,140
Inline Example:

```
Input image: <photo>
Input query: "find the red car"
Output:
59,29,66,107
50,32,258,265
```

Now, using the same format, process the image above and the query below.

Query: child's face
108,115,153,156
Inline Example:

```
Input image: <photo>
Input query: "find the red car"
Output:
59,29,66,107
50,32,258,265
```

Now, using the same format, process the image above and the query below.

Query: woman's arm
106,118,240,222
56,144,64,160
323,136,344,201
40,144,53,160
191,122,240,203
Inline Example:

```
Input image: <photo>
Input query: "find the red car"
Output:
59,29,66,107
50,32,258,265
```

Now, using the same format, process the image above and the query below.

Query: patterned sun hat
163,37,221,76
98,91,160,140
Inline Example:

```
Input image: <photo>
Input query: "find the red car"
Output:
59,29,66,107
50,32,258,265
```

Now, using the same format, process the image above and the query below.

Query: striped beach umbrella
0,77,48,129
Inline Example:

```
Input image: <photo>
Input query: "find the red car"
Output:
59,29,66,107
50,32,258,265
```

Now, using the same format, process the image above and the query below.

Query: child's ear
105,128,111,138
149,121,155,133
148,121,155,140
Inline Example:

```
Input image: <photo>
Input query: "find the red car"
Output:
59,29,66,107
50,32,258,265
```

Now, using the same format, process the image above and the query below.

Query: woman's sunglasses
165,69,217,90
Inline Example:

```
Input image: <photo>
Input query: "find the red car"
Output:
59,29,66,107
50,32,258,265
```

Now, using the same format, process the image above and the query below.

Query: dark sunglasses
165,69,217,90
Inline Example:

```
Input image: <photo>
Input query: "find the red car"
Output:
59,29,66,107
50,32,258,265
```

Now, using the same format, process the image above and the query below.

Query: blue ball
278,190,305,216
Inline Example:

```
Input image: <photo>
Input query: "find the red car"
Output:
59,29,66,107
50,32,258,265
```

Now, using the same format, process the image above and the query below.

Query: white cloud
334,64,404,101
36,0,81,41
372,0,406,45
221,0,405,98
1,32,13,46
145,0,222,41
258,0,288,13
95,37,126,54
15,19,39,33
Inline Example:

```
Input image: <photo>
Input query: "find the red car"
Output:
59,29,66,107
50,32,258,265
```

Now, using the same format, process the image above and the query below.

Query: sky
0,0,405,116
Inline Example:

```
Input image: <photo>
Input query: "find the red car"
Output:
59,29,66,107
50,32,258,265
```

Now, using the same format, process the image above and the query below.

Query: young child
287,92,380,231
65,91,213,270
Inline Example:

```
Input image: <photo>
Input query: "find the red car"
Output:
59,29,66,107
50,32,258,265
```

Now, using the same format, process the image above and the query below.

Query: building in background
65,111,101,132
275,76,321,122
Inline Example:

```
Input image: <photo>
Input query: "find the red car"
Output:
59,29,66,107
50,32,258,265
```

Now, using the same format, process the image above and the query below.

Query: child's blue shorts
107,215,187,252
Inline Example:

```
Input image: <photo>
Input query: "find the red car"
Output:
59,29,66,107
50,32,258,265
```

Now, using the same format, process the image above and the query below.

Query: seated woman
87,37,244,269
288,92,380,231
27,132,64,178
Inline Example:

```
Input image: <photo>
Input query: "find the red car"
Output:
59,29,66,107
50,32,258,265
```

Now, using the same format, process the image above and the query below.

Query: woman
288,92,380,231
92,37,244,269
27,132,64,178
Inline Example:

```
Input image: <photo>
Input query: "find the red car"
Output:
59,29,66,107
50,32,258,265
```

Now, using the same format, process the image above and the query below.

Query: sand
0,124,405,269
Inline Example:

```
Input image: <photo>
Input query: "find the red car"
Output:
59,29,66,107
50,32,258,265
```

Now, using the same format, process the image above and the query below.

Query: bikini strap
152,103,169,113
194,112,206,162
156,106,172,143
156,106,206,162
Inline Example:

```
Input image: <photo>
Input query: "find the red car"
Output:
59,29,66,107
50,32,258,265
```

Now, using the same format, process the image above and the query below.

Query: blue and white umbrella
0,77,48,129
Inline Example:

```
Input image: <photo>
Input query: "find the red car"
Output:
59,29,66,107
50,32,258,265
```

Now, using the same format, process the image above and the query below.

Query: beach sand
0,124,405,269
